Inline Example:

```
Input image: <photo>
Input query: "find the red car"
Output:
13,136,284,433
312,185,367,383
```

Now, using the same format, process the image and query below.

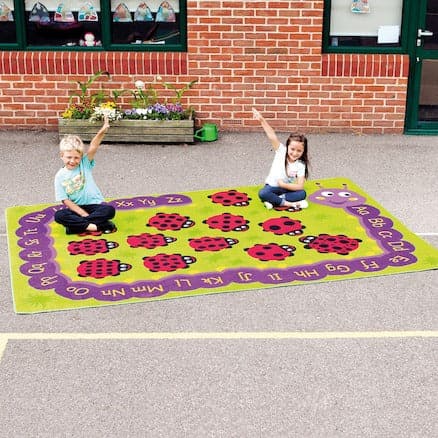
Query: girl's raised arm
252,108,281,150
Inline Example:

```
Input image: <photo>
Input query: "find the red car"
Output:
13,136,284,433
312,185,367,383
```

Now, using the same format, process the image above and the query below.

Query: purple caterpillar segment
108,194,192,210
346,204,415,256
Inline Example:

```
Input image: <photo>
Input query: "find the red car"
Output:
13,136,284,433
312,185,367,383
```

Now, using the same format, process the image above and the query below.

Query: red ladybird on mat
299,234,362,255
142,253,196,272
77,258,132,279
147,212,194,231
208,189,251,207
67,238,119,256
259,217,305,236
245,243,296,261
203,212,249,232
127,232,176,249
188,236,239,252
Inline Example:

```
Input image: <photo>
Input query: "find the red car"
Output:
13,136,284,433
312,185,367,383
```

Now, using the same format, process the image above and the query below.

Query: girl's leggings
258,184,306,207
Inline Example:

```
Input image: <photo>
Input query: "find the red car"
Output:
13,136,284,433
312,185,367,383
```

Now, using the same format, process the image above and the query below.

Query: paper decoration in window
0,2,13,21
113,3,132,22
155,1,176,23
29,2,50,22
78,2,98,21
351,0,370,14
377,25,400,44
54,3,75,22
134,2,153,21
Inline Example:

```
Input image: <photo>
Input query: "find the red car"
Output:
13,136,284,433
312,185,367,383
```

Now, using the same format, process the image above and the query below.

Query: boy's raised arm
87,116,110,161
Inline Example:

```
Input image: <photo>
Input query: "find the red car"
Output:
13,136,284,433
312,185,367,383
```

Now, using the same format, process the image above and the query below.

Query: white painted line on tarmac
1,331,437,340
1,331,437,363
0,338,8,362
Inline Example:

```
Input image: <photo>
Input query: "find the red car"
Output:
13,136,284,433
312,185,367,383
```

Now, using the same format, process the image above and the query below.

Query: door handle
418,29,434,37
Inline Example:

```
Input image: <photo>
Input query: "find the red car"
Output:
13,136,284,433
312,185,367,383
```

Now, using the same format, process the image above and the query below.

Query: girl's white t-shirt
265,143,306,186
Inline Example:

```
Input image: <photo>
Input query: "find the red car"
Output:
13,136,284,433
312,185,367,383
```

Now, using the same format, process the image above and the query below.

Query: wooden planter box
58,119,195,143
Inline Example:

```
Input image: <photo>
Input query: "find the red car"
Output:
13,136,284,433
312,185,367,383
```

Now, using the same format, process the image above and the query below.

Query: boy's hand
102,115,110,131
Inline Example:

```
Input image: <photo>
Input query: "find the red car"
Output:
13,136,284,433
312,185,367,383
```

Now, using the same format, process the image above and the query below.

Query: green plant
68,70,109,107
162,79,198,104
130,79,159,109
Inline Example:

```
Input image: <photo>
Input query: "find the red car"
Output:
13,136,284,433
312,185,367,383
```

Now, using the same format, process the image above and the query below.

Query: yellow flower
101,101,117,109
62,109,73,119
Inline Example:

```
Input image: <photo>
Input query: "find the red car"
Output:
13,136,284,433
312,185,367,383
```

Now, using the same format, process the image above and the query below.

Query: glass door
406,0,438,133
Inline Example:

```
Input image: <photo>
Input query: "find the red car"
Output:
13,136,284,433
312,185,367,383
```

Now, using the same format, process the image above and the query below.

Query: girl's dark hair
285,133,309,178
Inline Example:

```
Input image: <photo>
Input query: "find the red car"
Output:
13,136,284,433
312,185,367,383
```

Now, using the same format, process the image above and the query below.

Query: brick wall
0,1,409,134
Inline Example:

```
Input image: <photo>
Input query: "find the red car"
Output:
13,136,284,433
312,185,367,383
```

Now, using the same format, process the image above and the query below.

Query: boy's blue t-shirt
55,155,104,205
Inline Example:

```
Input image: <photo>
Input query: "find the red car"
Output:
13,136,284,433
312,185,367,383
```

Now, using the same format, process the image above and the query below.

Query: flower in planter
130,79,158,109
62,99,96,120
126,76,197,120
90,101,123,122
123,102,188,120
61,71,197,121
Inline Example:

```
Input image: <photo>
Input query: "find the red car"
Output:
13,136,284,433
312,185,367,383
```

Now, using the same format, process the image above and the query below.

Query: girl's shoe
263,201,273,210
275,199,309,211
294,199,309,209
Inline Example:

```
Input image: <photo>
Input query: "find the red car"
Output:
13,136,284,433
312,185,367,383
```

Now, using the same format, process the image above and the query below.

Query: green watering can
194,123,218,142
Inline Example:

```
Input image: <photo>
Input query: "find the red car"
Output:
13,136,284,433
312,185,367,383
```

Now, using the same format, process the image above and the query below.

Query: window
324,0,406,52
0,0,186,51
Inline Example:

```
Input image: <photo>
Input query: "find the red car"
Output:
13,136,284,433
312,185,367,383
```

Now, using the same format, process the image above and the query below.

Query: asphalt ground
0,130,437,437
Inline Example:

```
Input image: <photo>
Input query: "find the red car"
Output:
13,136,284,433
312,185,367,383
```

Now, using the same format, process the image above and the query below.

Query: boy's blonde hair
59,135,84,154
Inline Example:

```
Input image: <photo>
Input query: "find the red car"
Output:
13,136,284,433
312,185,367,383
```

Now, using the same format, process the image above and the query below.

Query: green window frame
0,0,187,51
323,0,411,54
